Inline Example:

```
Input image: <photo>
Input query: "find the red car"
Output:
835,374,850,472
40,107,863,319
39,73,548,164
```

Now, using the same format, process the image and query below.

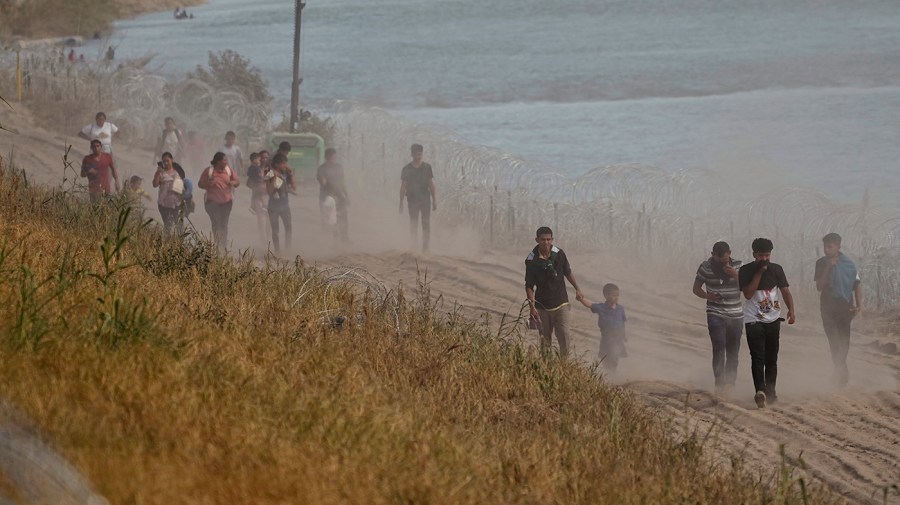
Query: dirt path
3,104,899,504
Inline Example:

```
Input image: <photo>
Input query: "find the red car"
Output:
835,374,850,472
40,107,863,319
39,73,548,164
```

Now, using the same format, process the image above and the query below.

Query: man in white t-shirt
738,237,796,409
78,112,119,154
218,130,245,177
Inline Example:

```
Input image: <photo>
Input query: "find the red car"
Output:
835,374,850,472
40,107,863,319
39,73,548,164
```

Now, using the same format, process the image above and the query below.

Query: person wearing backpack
198,152,240,249
153,152,184,234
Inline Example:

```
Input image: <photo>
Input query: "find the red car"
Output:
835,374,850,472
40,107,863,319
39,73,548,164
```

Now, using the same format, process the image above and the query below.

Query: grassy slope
0,161,837,504
0,0,205,40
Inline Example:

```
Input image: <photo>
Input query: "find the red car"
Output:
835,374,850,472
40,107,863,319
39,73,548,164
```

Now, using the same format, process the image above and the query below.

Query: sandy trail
3,104,900,504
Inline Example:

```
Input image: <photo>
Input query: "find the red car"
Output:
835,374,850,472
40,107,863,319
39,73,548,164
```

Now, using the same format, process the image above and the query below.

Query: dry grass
0,162,840,504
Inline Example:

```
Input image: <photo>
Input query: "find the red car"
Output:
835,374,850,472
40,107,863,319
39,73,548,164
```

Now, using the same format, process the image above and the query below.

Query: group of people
77,112,439,255
526,227,862,409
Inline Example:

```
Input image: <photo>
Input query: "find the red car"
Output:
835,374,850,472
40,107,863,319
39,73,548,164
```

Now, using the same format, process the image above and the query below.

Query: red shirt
200,166,238,203
81,153,114,195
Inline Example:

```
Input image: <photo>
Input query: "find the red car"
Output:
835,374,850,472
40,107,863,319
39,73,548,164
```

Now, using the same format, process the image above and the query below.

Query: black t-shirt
525,246,572,310
738,261,789,291
401,162,434,203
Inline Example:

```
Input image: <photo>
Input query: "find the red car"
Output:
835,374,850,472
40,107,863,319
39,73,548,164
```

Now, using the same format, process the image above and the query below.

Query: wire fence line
3,51,900,307
329,103,900,308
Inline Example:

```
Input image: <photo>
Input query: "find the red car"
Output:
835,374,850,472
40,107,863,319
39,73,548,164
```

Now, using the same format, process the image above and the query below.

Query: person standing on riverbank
198,152,240,249
693,241,744,398
814,233,863,388
399,144,436,253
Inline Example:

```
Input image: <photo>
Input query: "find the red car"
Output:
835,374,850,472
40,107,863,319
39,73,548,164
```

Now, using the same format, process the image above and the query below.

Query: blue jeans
707,314,743,387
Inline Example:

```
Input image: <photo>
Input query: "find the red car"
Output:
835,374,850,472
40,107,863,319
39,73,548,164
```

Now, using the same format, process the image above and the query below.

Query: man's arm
781,286,796,324
526,286,538,320
399,181,407,213
577,296,595,309
429,178,437,211
694,279,719,302
110,159,120,192
564,271,584,302
741,268,764,299
852,283,863,315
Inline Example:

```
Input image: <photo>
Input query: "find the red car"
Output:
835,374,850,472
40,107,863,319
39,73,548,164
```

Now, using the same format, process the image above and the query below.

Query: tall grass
0,161,840,503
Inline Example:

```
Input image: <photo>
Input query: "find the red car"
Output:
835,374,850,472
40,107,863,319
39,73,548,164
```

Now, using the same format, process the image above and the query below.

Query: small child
124,175,151,204
578,283,627,373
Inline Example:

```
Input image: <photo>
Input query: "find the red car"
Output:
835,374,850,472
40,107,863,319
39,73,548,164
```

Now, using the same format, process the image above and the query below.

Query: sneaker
754,390,767,409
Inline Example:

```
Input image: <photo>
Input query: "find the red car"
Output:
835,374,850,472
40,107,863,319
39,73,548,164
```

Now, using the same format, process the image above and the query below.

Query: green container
266,132,325,181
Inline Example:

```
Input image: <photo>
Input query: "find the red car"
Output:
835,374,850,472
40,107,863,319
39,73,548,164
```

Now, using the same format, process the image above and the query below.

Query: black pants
821,296,853,386
204,200,233,249
158,205,179,233
745,320,780,399
268,206,292,252
408,200,431,252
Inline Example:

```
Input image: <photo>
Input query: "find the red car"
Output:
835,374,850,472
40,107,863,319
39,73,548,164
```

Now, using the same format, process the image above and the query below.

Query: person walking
814,233,863,388
154,117,184,163
399,144,436,253
739,238,796,408
219,131,245,177
152,152,184,234
198,152,239,249
317,147,349,243
80,139,120,205
265,153,296,253
693,241,744,398
525,226,584,358
78,112,119,155
577,283,627,374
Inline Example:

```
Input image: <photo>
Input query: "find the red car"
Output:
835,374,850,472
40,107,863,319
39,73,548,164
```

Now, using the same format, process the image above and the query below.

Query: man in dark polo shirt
693,241,744,397
399,144,436,253
525,226,584,358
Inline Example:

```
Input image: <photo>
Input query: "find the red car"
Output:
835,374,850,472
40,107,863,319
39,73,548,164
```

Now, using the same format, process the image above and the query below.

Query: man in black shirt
525,226,584,358
814,233,862,387
738,238,795,408
399,144,436,253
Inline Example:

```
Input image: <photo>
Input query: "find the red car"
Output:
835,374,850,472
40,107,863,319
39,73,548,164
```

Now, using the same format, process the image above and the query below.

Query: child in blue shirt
578,283,627,373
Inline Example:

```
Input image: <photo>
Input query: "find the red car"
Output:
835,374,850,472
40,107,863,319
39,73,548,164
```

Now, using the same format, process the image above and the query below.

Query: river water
88,0,900,204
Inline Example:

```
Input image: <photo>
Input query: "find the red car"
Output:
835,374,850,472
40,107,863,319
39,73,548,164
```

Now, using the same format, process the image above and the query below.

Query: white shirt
218,144,243,173
81,122,118,153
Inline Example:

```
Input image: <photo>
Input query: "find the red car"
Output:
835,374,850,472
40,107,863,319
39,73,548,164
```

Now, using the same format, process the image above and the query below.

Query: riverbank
0,0,205,41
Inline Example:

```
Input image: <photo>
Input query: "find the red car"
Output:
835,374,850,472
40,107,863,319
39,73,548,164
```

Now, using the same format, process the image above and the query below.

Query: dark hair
751,237,774,253
603,283,619,296
161,151,173,160
211,152,227,165
90,139,102,147
411,143,424,154
278,141,292,152
225,130,236,138
535,226,553,238
164,116,174,123
712,241,730,255
272,153,288,166
249,152,260,161
95,111,106,120
822,233,842,246
259,150,269,156
325,147,337,157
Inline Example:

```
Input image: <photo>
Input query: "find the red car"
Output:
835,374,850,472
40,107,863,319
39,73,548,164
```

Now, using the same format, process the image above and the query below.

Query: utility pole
290,0,306,133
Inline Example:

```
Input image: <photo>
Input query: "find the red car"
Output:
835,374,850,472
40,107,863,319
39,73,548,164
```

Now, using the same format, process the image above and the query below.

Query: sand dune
3,104,899,504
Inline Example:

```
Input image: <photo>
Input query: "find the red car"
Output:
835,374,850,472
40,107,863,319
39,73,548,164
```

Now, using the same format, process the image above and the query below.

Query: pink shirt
200,166,238,203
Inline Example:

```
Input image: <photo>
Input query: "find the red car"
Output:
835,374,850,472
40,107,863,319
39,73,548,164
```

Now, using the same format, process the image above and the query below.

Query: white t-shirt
161,130,180,157
218,144,243,173
81,122,118,153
